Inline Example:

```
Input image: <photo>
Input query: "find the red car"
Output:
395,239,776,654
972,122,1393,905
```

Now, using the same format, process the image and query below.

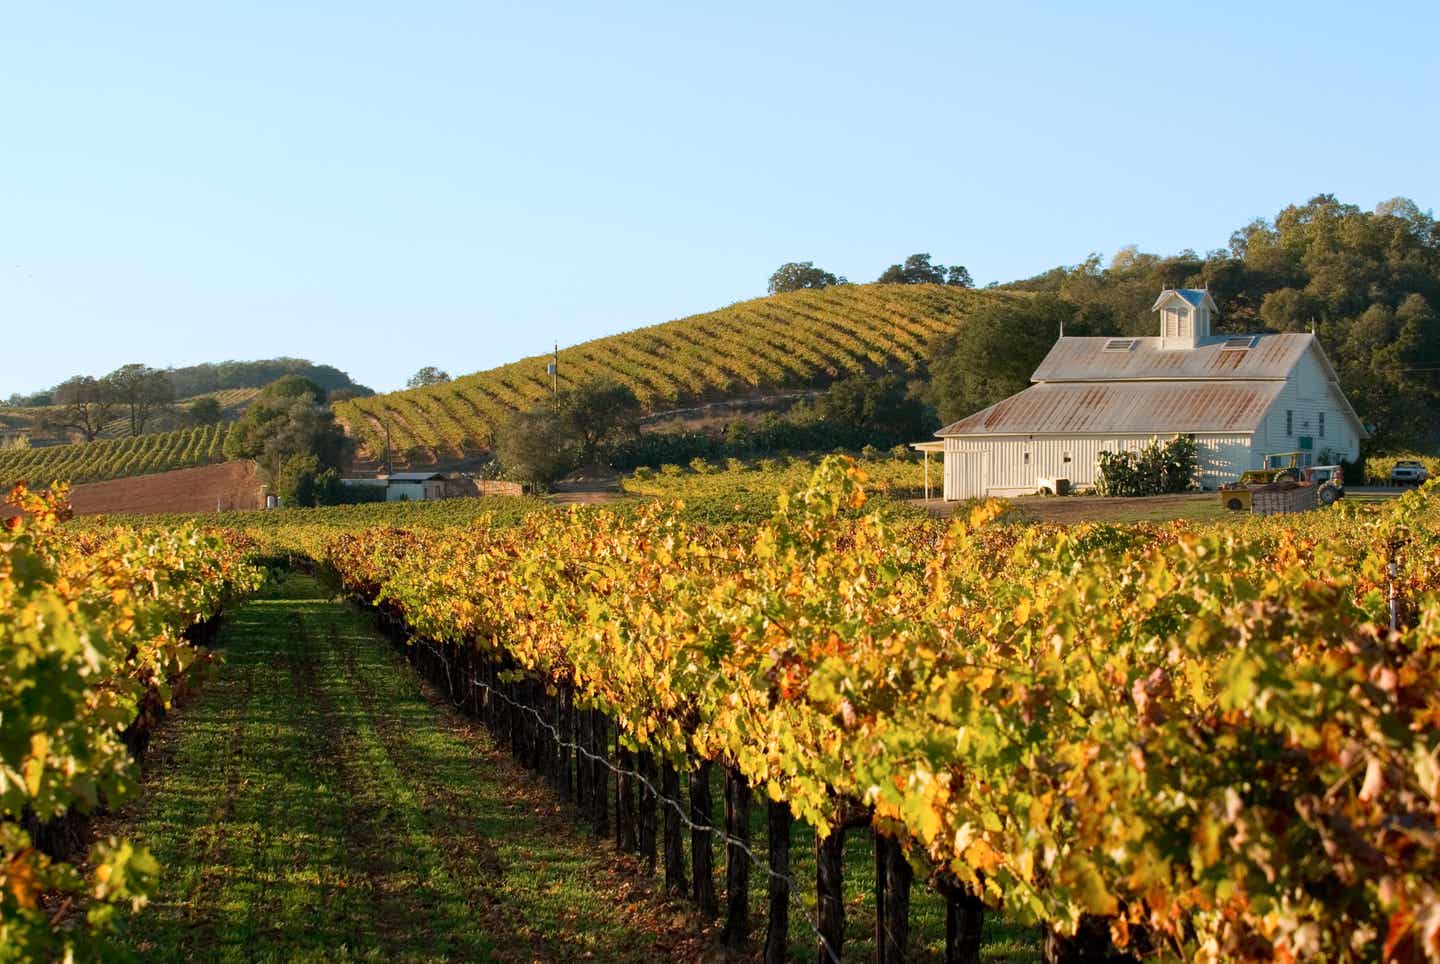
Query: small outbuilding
920,288,1367,500
384,471,447,502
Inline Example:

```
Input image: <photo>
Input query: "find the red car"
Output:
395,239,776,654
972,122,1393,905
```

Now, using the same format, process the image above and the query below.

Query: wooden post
816,827,845,964
722,767,753,951
874,833,889,961
763,800,792,964
882,837,913,964
557,686,573,803
690,761,717,916
618,746,637,852
662,761,687,896
941,881,985,964
592,712,610,837
1043,915,1122,963
638,750,658,873
576,703,591,811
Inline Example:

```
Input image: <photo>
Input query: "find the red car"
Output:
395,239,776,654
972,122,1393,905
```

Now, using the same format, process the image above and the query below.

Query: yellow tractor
1220,453,1342,512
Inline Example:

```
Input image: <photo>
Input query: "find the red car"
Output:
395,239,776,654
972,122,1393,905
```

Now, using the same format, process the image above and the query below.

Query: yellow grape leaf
24,732,50,797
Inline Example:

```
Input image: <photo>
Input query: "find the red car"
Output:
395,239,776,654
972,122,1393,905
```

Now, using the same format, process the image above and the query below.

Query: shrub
1095,435,1199,497
724,457,747,473
689,456,715,474
659,463,683,476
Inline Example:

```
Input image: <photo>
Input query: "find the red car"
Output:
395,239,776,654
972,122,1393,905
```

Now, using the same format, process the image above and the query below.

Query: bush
659,463,683,476
1363,452,1440,485
1095,436,1199,497
889,444,916,462
688,457,715,474
724,457,747,473
630,465,656,481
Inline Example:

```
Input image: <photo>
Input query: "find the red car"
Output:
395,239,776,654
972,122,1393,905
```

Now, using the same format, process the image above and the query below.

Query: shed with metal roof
918,289,1366,500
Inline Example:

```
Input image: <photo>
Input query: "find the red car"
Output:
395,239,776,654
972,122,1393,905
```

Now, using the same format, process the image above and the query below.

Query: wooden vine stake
763,800,792,964
721,767,752,952
690,760,718,917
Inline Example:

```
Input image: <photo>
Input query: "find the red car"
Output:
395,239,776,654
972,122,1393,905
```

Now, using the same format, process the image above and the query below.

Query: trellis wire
413,636,848,963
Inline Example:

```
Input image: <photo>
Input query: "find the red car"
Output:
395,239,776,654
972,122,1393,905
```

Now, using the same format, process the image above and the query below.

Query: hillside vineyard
334,284,1003,460
0,423,230,488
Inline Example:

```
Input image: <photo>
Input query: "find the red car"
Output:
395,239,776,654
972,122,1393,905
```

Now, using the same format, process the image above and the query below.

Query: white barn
927,288,1367,500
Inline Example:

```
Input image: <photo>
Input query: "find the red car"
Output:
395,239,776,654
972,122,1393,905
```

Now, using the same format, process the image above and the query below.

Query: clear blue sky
3,2,1436,396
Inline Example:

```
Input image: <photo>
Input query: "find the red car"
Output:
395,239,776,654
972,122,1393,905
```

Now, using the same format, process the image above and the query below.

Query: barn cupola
1151,288,1218,350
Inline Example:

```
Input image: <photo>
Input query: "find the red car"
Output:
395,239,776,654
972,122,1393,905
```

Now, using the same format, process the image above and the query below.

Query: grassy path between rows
112,572,705,962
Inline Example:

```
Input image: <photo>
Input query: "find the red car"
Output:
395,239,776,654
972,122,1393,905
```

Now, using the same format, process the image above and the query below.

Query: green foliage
275,453,322,507
492,408,579,487
927,295,1074,424
558,380,642,465
1093,435,1199,496
104,363,175,436
185,396,223,426
407,366,451,389
224,382,351,484
768,261,846,293
812,372,932,440
878,253,972,287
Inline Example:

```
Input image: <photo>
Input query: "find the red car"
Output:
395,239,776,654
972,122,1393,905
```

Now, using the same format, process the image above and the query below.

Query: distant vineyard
335,284,1007,461
0,423,230,487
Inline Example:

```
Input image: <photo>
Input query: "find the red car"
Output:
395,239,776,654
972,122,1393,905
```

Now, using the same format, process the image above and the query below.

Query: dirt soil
2,460,265,519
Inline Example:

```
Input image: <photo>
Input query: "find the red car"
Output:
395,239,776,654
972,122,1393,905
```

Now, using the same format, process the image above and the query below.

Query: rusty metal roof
936,380,1284,437
1031,333,1312,382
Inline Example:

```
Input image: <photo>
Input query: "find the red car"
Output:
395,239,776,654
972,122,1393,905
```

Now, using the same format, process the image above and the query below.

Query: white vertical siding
943,433,1253,497
1258,349,1361,463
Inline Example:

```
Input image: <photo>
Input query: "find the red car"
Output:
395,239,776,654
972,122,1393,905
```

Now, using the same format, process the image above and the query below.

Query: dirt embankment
2,460,265,519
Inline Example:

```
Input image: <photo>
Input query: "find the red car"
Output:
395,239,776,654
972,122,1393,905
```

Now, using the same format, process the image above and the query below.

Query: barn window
1023,452,1030,464
1319,412,1325,438
1063,452,1072,463
1286,410,1293,436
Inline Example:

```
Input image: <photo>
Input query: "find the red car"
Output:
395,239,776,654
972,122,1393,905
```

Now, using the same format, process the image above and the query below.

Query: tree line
767,252,972,294
6,357,372,411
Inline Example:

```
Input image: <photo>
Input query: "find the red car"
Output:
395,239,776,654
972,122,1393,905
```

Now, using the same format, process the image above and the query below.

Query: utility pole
383,419,392,478
547,342,559,398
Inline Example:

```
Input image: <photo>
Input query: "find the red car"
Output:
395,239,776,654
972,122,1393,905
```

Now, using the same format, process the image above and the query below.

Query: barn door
945,451,988,501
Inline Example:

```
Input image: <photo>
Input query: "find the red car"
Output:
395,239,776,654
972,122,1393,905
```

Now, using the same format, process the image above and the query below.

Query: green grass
113,572,702,962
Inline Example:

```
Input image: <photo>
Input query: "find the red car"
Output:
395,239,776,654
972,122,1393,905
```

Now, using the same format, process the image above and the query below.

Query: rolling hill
336,283,1008,462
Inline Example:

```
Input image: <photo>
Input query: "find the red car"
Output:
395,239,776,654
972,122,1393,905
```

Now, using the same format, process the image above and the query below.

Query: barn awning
936,380,1283,437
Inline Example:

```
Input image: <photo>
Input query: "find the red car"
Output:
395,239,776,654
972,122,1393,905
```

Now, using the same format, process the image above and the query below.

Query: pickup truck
1390,460,1430,486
